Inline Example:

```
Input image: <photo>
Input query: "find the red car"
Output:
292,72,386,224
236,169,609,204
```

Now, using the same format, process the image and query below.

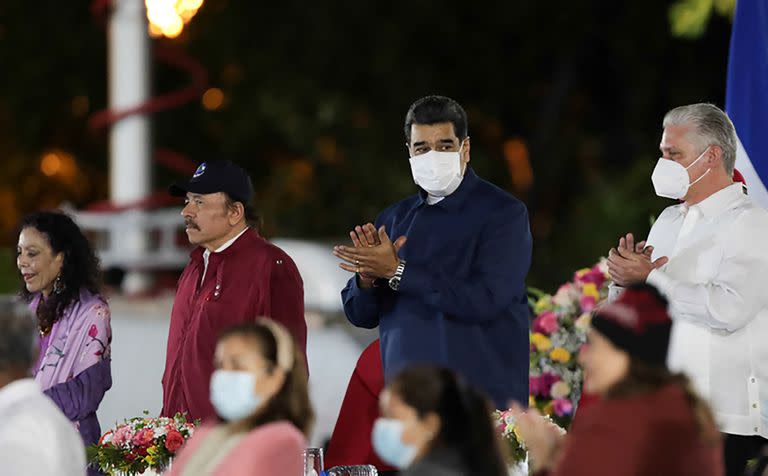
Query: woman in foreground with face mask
372,366,508,476
512,284,723,476
165,319,313,476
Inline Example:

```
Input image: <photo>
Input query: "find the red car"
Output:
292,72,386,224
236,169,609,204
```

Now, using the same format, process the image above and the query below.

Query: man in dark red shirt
161,160,306,420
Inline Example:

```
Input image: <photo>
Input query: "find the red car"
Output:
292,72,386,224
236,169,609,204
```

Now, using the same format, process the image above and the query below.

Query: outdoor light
145,0,204,39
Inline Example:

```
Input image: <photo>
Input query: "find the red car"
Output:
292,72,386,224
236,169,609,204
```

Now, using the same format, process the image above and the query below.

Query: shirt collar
415,166,479,211
684,183,746,219
202,226,250,259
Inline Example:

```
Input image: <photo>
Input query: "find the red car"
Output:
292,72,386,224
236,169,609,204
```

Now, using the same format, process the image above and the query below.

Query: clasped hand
607,233,668,286
334,223,407,283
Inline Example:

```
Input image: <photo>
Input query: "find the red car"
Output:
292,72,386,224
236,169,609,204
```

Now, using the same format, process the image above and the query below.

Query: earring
52,275,64,295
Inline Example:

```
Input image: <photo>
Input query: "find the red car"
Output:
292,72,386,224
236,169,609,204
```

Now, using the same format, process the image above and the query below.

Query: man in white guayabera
606,103,768,476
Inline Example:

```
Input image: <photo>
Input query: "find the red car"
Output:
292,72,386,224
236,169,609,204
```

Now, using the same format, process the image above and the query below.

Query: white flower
551,381,572,399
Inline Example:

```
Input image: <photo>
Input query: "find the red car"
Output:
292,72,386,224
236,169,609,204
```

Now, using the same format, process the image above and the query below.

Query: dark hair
404,95,468,144
224,193,262,230
0,302,37,373
606,360,720,445
389,366,507,476
218,321,314,437
18,211,102,335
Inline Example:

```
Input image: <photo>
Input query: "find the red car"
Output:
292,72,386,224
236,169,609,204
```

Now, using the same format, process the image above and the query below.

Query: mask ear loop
686,146,712,187
260,319,295,372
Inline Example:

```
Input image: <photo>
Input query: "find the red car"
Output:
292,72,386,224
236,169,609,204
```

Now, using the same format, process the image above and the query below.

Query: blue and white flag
726,0,768,208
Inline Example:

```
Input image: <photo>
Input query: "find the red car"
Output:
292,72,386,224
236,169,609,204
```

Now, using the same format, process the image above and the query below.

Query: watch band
388,259,406,291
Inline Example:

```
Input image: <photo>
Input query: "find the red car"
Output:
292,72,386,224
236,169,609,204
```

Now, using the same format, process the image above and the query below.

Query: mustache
185,219,200,230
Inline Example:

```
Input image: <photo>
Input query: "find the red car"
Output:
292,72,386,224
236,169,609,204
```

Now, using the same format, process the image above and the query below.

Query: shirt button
751,378,756,383
755,427,760,432
215,284,221,290
276,259,283,265
754,404,758,409
214,291,220,297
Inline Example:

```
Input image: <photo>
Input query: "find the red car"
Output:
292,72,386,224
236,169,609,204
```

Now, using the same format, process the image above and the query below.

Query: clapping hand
334,225,407,284
347,223,381,287
607,233,668,286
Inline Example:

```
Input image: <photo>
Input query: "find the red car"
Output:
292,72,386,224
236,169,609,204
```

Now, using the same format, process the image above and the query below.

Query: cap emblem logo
193,163,207,178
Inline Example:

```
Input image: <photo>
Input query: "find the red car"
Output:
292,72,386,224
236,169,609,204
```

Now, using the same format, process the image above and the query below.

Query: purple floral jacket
31,289,112,453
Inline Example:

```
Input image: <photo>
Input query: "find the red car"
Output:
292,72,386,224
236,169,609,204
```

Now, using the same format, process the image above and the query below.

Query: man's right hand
349,223,380,288
610,233,655,286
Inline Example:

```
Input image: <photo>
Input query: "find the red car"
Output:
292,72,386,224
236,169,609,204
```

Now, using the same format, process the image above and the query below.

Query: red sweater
325,340,396,473
161,229,306,420
538,384,723,476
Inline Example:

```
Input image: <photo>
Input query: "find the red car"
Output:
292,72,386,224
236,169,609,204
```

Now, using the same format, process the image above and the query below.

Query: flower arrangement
528,259,610,429
493,409,528,463
493,408,565,475
87,412,198,476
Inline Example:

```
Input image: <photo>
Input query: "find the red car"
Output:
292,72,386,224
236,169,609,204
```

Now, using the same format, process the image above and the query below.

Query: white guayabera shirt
644,183,768,438
0,379,87,476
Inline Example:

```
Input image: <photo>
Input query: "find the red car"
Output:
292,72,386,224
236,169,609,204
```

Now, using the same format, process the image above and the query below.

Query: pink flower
533,311,559,335
580,295,597,312
131,428,155,448
553,398,574,417
112,425,134,446
580,268,606,287
88,324,98,338
530,373,559,397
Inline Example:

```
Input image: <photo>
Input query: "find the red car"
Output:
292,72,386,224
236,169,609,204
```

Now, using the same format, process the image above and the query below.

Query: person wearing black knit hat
513,284,724,476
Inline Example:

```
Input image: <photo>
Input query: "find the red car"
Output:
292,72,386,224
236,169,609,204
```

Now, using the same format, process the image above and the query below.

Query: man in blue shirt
334,95,532,408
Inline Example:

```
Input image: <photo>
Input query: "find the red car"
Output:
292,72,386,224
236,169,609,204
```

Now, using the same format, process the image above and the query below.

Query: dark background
0,0,733,291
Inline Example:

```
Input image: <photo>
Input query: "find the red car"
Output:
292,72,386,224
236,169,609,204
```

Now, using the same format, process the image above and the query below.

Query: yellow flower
529,395,536,408
531,333,552,352
533,296,553,315
575,313,592,331
147,446,159,456
550,347,571,363
512,426,523,442
582,283,600,300
144,456,155,465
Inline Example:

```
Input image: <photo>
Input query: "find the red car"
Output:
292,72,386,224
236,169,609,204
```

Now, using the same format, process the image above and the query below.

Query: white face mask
651,147,711,199
408,144,465,197
210,370,263,421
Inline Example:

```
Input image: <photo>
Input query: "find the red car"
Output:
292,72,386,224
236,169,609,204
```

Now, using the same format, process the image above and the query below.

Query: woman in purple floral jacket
17,211,112,475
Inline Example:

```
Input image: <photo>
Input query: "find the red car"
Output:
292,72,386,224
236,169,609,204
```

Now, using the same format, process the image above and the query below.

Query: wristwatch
388,259,406,291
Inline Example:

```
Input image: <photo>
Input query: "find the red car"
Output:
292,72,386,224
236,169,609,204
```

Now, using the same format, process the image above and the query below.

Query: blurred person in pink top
165,319,313,476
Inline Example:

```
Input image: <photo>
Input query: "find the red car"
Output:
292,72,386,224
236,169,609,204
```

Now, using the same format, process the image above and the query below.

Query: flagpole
108,0,152,293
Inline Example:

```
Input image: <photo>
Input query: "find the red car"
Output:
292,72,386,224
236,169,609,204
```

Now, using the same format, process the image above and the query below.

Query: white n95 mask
651,147,711,199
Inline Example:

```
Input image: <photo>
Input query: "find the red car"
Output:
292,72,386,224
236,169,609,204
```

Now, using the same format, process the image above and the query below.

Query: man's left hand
607,245,668,286
334,226,407,279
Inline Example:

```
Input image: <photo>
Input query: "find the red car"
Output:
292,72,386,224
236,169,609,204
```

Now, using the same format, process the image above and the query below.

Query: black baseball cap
169,160,254,203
